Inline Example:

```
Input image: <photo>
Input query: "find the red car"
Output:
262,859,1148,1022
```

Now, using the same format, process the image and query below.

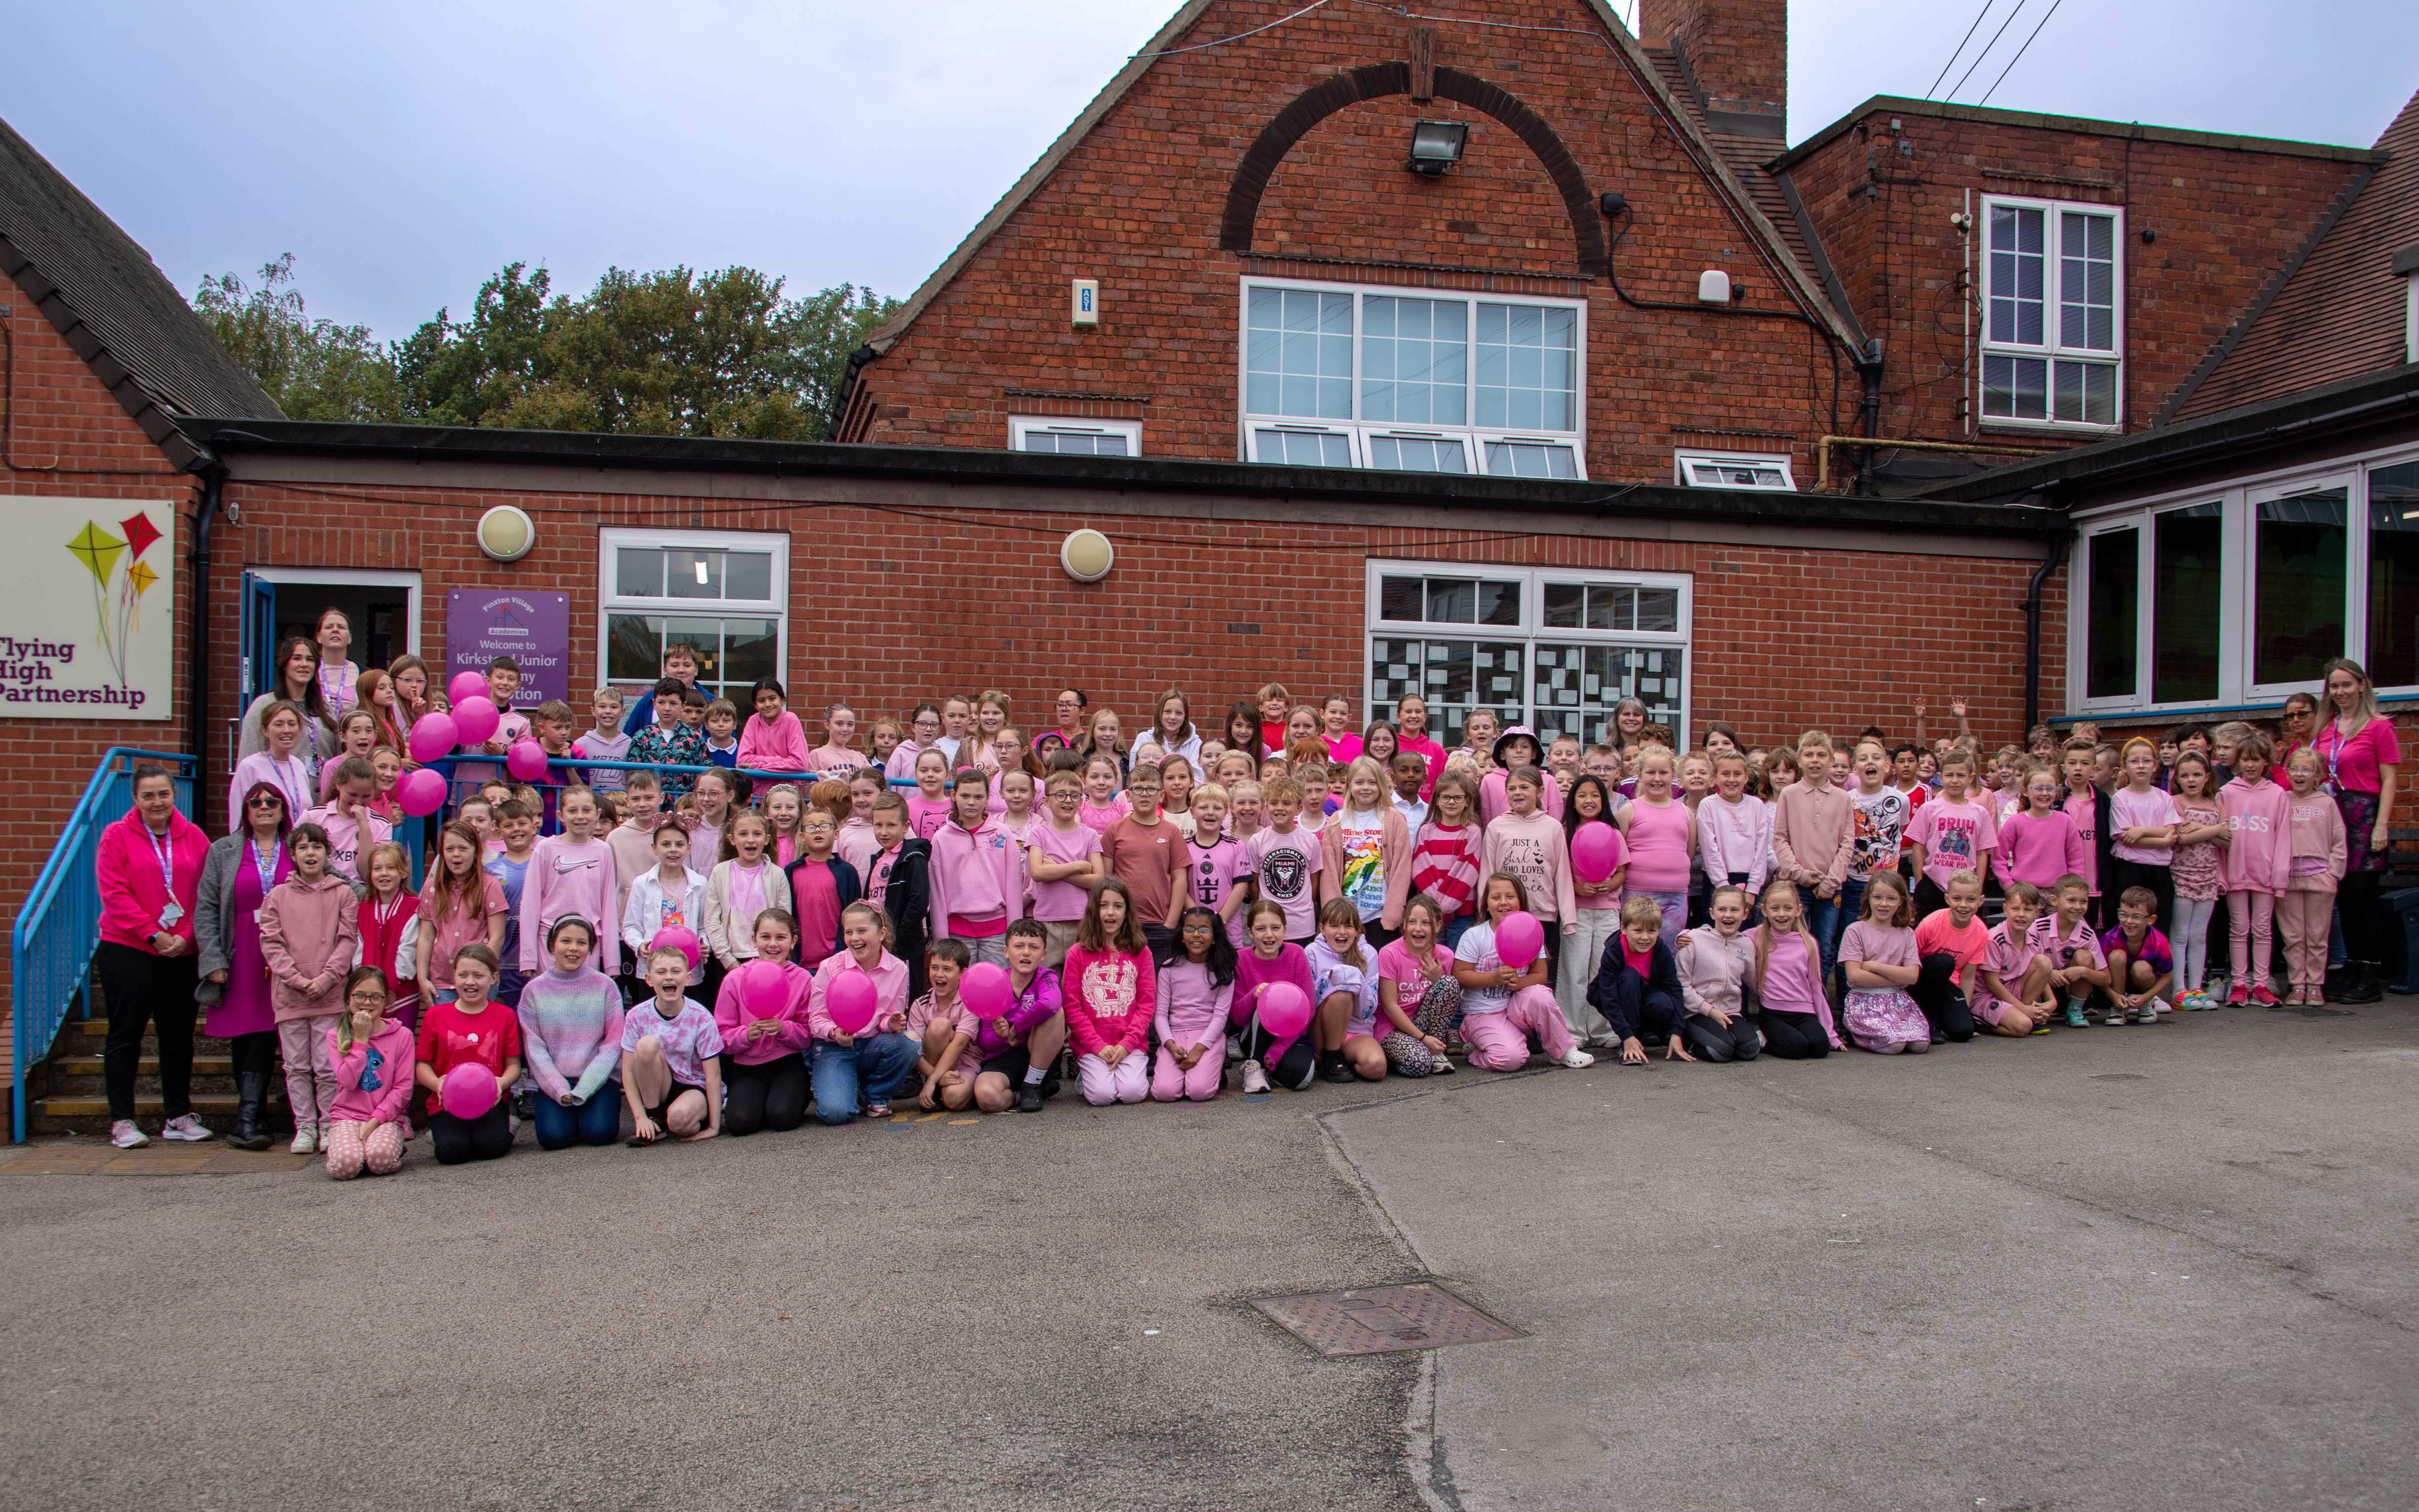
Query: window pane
2060,211,2116,351
2054,360,2116,425
1426,580,1476,624
2367,462,2419,688
1475,303,1578,432
718,618,780,692
1254,428,1353,467
1380,576,1424,623
1634,588,1680,633
1532,643,1682,745
1477,580,1520,626
724,551,774,601
1587,587,1633,630
1688,460,1790,488
2255,489,2347,686
2086,528,2139,700
1023,429,1127,455
2152,503,2222,704
1481,439,1579,478
1983,354,2047,420
606,614,664,683
665,549,722,600
1988,205,2045,346
1542,583,1584,628
1362,297,1467,426
1368,638,1525,740
615,547,664,598
1367,435,1470,473
1245,288,1354,419
661,617,734,689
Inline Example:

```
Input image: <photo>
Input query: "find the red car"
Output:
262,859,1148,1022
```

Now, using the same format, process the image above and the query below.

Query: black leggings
228,1028,279,1082
1760,1008,1831,1059
2340,870,2383,964
2105,858,2174,934
724,1053,809,1136
1909,953,1976,1043
1682,1014,1761,1062
1242,1016,1317,1089
431,1103,512,1164
97,942,200,1122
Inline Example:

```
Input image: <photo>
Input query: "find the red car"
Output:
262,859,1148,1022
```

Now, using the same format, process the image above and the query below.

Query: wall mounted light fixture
1406,121,1468,175
476,505,535,563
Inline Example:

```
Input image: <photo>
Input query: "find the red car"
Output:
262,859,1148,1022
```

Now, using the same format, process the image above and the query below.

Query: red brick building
3,0,2412,1101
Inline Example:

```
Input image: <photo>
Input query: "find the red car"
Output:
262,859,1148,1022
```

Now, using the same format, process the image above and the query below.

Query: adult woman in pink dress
195,781,297,1149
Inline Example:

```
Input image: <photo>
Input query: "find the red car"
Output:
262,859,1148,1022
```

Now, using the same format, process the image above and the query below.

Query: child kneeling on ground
622,945,725,1144
1587,894,1692,1065
1453,873,1593,1072
324,967,415,1180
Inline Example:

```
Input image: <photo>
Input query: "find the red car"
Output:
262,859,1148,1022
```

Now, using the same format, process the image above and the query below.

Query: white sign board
0,495,174,720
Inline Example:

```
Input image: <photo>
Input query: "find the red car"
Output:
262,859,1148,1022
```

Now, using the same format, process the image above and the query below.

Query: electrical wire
1925,0,2001,100
1945,0,2029,103
1976,0,2067,107
1137,0,1334,56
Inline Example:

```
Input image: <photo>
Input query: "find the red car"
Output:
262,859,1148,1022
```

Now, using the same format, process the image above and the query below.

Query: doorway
237,568,421,728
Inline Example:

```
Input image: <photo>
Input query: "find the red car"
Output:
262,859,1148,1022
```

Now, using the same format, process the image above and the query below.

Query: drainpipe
187,454,224,803
2021,530,2069,732
1853,338,1884,495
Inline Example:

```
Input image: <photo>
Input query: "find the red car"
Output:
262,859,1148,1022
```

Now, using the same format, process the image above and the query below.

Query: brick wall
1639,0,1787,107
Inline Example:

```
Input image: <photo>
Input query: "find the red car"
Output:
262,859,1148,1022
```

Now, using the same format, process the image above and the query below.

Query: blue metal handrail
11,748,196,1142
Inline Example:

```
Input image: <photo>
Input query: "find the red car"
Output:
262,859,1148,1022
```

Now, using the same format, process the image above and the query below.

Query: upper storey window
1982,197,2122,431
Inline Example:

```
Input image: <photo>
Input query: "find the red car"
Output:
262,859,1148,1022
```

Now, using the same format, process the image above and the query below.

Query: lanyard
248,837,278,893
150,829,174,892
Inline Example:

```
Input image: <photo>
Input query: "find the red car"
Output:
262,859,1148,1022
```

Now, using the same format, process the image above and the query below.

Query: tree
189,254,398,422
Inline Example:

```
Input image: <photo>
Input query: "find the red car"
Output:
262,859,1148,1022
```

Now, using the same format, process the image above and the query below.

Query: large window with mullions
600,528,787,703
1364,561,1689,749
1241,278,1587,478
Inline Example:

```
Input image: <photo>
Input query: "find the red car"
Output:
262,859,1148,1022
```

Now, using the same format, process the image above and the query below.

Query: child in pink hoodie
927,769,1023,967
2219,735,2293,1005
519,785,619,979
713,910,816,1134
2278,747,2347,1005
323,967,417,1179
1478,765,1577,979
256,822,361,1153
1063,879,1156,1106
735,678,814,774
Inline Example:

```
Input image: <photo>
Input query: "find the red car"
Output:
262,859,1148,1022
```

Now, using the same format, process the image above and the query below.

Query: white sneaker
1430,1054,1456,1075
109,1119,147,1149
289,1126,318,1155
1558,1047,1597,1069
1241,1059,1271,1095
160,1113,212,1142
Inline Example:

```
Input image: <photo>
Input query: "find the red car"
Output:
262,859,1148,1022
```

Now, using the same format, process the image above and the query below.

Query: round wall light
476,505,536,563
1060,528,1114,583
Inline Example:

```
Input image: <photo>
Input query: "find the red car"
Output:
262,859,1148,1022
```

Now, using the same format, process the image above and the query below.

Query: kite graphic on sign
62,510,164,686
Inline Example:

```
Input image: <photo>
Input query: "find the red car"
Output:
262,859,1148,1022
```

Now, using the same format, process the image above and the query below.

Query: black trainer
1014,1082,1044,1113
1319,1052,1354,1084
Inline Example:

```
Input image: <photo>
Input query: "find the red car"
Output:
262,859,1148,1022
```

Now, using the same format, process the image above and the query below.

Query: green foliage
190,254,399,423
195,257,898,442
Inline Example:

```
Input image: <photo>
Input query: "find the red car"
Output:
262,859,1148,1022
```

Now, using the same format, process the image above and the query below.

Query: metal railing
11,749,196,1143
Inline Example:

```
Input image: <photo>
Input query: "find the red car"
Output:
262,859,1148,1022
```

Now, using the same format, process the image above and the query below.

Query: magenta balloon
440,1062,498,1119
1571,821,1621,884
406,711,458,765
648,925,700,972
1494,910,1545,970
505,739,549,782
451,695,500,747
397,768,449,817
447,671,489,706
1257,981,1312,1040
736,959,790,1021
960,962,1011,1019
825,972,879,1036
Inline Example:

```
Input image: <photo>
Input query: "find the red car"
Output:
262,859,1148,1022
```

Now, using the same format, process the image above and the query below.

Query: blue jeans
810,1033,917,1124
533,1084,622,1149
1806,878,1863,1001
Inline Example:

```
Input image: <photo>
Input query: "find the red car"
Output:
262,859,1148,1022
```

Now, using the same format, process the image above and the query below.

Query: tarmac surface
3,996,2415,1511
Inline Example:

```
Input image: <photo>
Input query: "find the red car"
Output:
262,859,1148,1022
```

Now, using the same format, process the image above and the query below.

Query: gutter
186,452,223,799
2021,532,2069,731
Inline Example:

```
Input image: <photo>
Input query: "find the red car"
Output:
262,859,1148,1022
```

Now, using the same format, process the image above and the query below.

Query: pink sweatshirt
806,949,911,1040
1752,930,1841,1047
928,815,1022,937
322,1020,418,1124
712,958,816,1064
520,834,619,974
2218,776,2293,895
1063,943,1156,1057
1478,769,1563,827
737,710,813,773
255,873,361,1021
2285,792,2347,892
1995,808,2088,889
1152,958,1234,1047
1478,810,1577,924
1695,793,1772,895
835,816,880,887
1771,781,1853,891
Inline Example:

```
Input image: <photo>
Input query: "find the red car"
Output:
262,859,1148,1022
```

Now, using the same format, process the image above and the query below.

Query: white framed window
1365,561,1688,749
2067,444,2419,714
1241,278,1587,478
2401,253,2418,364
1981,196,2123,431
1009,416,1141,456
600,528,786,703
1675,450,1796,490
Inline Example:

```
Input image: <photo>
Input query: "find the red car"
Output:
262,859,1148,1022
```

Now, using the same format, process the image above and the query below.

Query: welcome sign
446,589,570,707
0,496,174,720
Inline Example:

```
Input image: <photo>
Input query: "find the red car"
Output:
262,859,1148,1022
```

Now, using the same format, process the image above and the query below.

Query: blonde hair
1619,895,1663,930
1753,879,1821,990
1342,755,1390,806
1796,729,1834,754
840,899,894,949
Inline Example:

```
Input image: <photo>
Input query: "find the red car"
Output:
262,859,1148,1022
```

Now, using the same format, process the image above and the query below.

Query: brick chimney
1638,0,1786,126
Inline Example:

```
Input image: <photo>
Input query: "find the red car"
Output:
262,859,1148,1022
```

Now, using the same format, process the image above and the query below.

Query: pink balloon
648,925,700,972
406,711,458,765
825,972,879,1036
397,768,449,817
1494,910,1545,971
1256,981,1312,1040
506,739,549,782
440,1062,498,1119
1571,821,1621,884
735,959,790,1022
447,671,489,706
960,962,1012,1019
452,695,500,747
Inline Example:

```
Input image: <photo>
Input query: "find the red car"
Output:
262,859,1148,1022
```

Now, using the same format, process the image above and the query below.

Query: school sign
0,496,173,720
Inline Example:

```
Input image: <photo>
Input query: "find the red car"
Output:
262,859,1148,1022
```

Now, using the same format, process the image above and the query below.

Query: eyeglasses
246,795,283,809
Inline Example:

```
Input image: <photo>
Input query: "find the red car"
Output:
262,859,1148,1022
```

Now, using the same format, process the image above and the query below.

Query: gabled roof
2163,87,2419,423
860,0,1861,359
0,115,280,467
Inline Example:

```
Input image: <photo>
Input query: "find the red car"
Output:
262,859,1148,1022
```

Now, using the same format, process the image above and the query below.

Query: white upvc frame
1362,558,1692,746
596,526,788,695
1237,275,1590,479
2404,268,2418,365
246,566,422,654
1674,449,1797,490
1978,194,2126,433
2065,437,2419,716
1007,415,1143,455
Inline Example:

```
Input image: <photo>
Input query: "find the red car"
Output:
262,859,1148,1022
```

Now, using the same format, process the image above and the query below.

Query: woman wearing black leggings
2315,660,2401,1003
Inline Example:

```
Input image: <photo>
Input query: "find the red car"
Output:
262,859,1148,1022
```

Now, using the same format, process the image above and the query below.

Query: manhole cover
1252,1281,1525,1356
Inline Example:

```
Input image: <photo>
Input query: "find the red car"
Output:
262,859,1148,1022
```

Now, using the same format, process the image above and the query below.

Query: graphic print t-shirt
1334,810,1388,921
1246,826,1324,939
1847,786,1910,883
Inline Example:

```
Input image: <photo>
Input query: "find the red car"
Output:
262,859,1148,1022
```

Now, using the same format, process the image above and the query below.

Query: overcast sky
9,0,2414,338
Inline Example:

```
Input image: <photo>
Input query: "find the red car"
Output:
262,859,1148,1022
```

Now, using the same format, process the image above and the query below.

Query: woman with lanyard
94,766,212,1148
313,606,359,719
2315,658,2401,1004
194,781,297,1149
237,635,336,789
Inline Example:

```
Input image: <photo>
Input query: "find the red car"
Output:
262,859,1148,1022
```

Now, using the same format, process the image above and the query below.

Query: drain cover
1253,1282,1524,1356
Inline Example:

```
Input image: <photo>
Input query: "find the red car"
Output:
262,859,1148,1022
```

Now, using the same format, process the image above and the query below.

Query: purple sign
447,590,570,709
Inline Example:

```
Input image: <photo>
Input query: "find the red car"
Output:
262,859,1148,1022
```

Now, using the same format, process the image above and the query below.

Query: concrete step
35,1094,245,1123
47,1054,238,1079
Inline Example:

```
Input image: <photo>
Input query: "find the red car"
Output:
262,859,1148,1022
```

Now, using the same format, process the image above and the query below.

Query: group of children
183,630,2399,1180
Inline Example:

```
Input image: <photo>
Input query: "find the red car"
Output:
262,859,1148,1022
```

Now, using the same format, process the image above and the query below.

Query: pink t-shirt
1079,798,1131,835
1375,939,1453,1026
415,877,507,989
1620,799,1691,893
1904,798,1999,893
1245,825,1324,939
2061,790,2100,893
2314,717,2402,794
1029,821,1104,923
1914,909,1991,996
1186,834,1250,916
2109,785,2181,866
906,795,952,841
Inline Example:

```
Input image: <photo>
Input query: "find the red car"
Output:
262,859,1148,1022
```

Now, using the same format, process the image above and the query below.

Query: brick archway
1218,61,1605,269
